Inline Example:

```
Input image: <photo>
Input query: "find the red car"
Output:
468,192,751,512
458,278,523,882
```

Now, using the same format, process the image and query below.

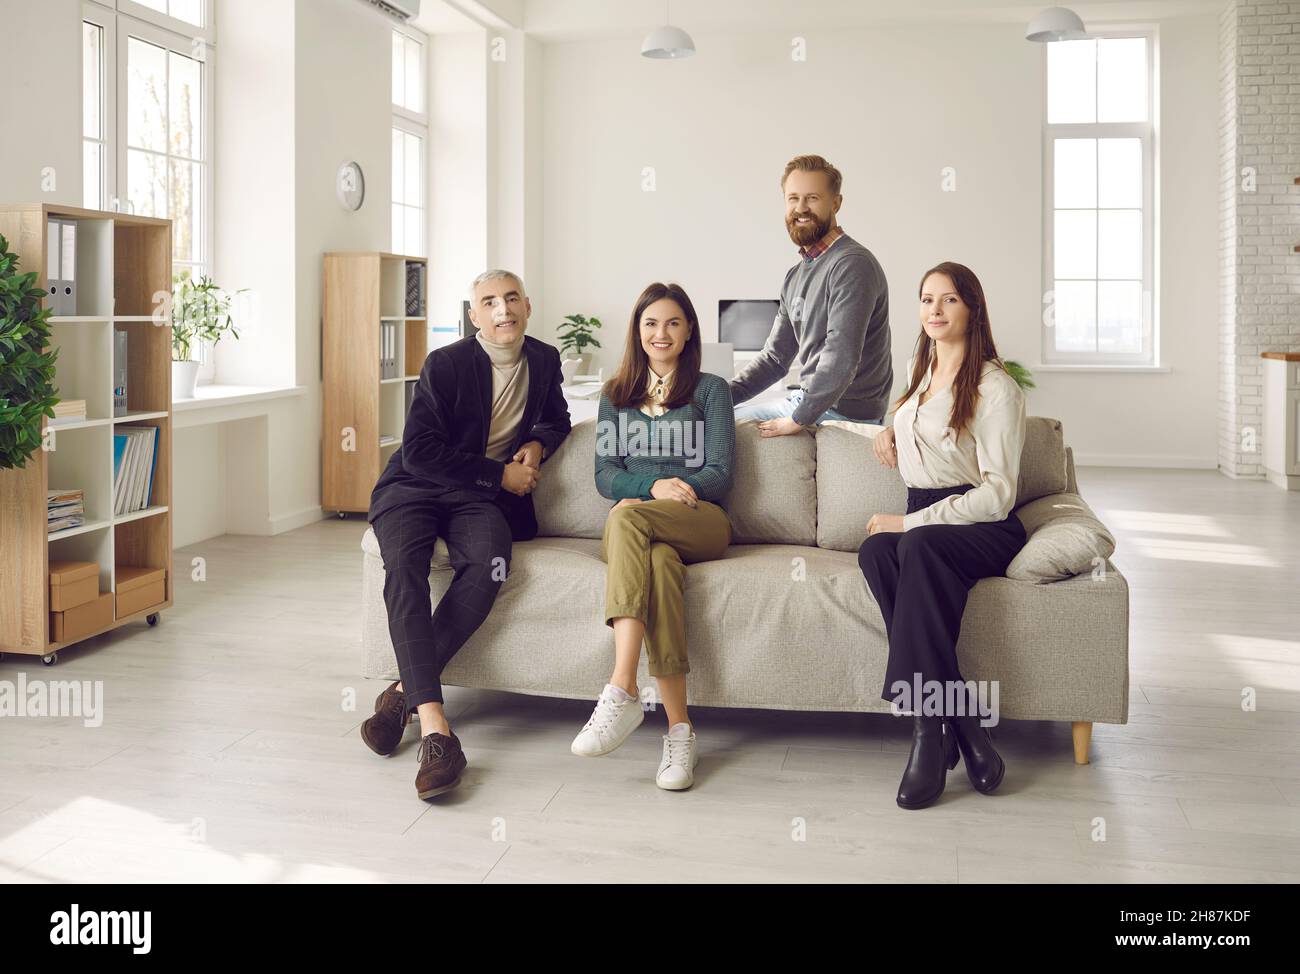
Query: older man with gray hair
364,269,572,799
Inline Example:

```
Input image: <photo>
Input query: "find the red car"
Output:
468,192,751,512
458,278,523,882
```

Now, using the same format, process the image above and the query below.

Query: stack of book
48,399,87,427
113,425,160,516
47,489,85,534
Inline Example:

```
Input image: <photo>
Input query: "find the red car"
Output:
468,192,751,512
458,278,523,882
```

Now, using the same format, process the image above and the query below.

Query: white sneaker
656,722,698,790
571,684,644,757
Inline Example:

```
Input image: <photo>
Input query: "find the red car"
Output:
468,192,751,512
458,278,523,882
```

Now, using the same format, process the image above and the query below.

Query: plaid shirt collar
798,224,845,262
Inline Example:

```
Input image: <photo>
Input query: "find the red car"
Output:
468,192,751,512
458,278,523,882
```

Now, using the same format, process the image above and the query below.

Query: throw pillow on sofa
813,416,1071,553
1007,491,1116,583
723,421,819,545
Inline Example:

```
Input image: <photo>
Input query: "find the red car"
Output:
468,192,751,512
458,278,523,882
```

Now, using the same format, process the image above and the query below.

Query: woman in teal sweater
571,282,735,791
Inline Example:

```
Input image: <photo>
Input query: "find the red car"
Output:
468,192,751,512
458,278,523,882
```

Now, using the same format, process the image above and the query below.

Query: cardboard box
50,591,113,644
115,565,166,618
49,560,99,611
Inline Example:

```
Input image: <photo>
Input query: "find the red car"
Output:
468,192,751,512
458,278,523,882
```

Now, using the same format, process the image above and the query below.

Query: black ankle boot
896,716,959,810
946,715,1005,794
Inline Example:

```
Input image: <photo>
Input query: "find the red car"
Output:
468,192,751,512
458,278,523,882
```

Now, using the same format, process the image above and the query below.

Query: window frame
82,3,118,211
1041,27,1158,367
85,0,217,380
391,24,428,259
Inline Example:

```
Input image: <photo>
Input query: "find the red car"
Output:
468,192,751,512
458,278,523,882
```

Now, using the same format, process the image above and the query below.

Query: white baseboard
1072,454,1219,469
267,505,327,535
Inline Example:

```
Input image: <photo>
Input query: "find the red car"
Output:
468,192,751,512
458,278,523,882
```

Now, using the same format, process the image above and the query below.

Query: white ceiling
523,0,1221,41
412,0,1224,39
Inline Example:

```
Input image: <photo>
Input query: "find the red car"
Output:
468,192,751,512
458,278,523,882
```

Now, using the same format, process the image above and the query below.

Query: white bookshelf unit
0,203,174,664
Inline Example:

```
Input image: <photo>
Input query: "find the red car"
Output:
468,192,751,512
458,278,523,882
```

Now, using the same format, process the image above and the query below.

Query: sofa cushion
813,416,1070,552
722,421,818,545
814,425,909,552
533,418,611,539
1017,417,1069,506
360,535,1131,723
361,525,452,568
1007,492,1116,583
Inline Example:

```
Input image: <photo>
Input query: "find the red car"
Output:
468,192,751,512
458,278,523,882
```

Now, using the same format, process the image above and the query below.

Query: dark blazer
368,334,572,539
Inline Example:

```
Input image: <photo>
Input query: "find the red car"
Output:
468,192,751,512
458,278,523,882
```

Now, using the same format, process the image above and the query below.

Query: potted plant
171,272,244,399
557,313,602,375
1003,360,1036,391
0,233,59,470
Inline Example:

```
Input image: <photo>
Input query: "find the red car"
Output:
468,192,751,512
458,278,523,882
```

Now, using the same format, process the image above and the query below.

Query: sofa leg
1071,721,1092,765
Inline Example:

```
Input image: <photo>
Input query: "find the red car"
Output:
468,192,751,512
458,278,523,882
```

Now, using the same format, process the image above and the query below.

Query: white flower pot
172,360,199,400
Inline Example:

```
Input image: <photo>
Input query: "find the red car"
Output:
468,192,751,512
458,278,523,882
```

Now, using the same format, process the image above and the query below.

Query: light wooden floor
1,467,1298,883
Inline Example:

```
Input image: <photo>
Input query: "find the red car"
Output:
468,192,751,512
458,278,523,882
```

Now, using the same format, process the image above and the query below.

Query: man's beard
786,211,832,247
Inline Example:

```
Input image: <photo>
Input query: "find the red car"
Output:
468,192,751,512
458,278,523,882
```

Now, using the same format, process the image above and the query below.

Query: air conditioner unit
362,0,418,22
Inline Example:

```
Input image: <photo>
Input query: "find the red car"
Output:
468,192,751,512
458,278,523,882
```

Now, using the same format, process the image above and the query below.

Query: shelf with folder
112,418,168,520
113,320,171,414
1,203,173,661
44,215,114,318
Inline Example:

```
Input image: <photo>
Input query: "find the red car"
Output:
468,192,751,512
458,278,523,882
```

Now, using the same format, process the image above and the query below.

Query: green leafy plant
172,272,244,362
1003,359,1036,391
0,234,59,470
557,313,602,357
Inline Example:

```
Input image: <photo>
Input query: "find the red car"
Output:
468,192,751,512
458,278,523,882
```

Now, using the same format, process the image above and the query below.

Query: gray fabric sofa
360,417,1129,764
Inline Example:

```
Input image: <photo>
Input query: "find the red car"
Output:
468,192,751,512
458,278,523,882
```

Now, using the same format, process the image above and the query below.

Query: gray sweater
730,233,893,425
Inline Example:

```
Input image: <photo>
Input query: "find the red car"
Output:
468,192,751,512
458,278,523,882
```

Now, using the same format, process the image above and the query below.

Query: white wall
176,0,395,545
213,0,296,388
429,30,489,331
0,0,82,206
539,17,1222,467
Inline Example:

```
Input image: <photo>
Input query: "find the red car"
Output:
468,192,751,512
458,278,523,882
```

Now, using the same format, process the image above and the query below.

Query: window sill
173,384,305,411
1030,364,1170,374
173,384,306,429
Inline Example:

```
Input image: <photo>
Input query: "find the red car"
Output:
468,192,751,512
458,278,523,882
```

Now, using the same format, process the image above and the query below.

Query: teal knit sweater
594,372,735,504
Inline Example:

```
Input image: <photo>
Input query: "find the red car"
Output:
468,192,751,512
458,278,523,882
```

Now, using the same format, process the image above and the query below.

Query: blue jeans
733,389,882,426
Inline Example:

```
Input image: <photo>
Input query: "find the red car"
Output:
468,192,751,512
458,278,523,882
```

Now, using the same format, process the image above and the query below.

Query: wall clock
336,161,365,211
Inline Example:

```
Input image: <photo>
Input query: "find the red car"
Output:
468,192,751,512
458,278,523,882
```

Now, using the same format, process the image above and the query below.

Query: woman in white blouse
857,261,1027,810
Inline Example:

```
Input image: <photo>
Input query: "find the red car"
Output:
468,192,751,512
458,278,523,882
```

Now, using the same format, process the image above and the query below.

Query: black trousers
372,497,513,709
857,485,1027,714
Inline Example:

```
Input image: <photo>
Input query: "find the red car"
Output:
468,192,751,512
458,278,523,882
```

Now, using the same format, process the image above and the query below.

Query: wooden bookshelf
0,203,173,664
322,251,428,515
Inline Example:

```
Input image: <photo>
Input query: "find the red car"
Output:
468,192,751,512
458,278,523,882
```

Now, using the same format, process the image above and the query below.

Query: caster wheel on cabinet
337,511,347,520
147,614,159,626
42,653,58,666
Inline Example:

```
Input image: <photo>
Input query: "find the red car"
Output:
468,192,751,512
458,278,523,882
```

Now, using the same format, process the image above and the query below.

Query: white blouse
892,356,1026,530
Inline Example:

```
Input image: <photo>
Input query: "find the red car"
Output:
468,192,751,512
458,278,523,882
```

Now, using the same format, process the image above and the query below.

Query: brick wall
1219,0,1300,477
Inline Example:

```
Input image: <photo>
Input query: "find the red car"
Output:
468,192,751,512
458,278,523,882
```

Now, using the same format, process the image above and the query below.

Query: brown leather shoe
416,731,467,799
360,681,410,756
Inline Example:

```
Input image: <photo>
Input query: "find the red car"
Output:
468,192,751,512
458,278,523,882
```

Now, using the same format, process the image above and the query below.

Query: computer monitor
718,299,779,352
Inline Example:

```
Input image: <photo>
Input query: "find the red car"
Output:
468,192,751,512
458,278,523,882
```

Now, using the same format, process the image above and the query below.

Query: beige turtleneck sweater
476,333,530,462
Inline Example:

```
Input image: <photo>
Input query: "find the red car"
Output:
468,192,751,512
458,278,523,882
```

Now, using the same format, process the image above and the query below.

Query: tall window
392,27,426,257
83,20,107,209
1043,33,1155,365
84,0,214,375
